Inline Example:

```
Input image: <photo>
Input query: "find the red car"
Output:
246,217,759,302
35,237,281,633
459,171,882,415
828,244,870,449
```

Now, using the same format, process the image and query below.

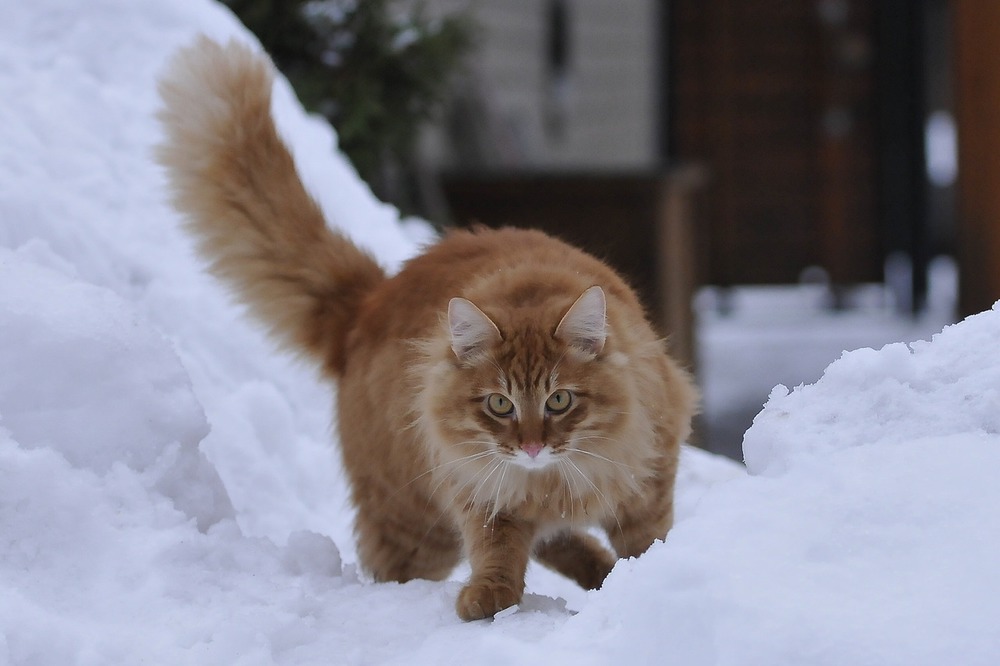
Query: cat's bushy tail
156,37,385,374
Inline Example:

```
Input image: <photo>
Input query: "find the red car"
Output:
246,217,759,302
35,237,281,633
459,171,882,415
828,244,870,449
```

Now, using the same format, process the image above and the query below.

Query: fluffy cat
156,37,698,621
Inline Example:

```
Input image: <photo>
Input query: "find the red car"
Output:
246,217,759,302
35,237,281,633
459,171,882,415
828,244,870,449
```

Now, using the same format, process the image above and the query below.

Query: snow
695,273,959,459
1,0,998,663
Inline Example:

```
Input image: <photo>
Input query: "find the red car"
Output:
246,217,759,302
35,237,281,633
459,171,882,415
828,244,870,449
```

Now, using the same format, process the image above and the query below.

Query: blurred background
224,0,999,460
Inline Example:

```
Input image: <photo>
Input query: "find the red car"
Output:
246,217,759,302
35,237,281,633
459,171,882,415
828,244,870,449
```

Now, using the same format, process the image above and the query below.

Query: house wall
420,0,661,170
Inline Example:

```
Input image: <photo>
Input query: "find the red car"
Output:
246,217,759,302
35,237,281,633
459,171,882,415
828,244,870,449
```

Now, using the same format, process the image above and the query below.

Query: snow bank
2,0,998,663
746,306,1000,476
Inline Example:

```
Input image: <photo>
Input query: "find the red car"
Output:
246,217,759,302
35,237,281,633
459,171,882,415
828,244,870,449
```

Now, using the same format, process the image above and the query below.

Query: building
420,0,663,170
422,1,994,318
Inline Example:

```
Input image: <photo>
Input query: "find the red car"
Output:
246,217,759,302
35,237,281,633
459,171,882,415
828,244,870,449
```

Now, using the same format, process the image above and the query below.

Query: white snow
1,1,998,664
695,273,959,459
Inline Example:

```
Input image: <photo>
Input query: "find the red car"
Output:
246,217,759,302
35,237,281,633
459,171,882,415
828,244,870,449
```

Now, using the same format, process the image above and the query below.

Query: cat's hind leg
533,530,617,590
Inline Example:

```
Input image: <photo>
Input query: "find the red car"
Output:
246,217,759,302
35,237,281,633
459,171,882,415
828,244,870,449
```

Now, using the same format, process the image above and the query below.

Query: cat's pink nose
520,442,544,458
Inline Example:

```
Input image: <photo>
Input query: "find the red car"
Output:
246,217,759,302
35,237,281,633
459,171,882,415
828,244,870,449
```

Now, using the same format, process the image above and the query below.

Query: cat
156,37,698,621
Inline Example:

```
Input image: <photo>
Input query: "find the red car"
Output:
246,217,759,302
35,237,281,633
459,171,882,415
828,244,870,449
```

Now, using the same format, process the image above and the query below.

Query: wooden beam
954,0,1000,315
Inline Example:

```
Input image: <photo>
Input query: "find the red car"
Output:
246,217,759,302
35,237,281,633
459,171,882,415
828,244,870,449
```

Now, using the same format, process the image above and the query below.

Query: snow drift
1,0,998,664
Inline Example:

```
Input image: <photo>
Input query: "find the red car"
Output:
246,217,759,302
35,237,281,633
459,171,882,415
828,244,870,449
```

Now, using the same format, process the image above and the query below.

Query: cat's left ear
448,297,502,361
555,286,607,355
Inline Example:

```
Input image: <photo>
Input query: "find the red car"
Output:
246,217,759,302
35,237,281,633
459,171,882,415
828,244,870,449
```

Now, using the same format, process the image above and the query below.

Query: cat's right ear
555,285,607,356
448,297,501,361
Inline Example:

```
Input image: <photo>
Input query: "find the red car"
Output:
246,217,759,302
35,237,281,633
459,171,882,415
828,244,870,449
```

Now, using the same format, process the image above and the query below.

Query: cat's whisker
564,457,624,541
563,458,595,516
480,459,511,542
560,459,591,523
565,444,641,473
419,450,512,536
391,448,501,546
416,452,505,550
556,459,582,522
422,450,499,505
468,457,506,514
490,460,511,523
403,413,455,432
476,458,509,544
389,448,496,503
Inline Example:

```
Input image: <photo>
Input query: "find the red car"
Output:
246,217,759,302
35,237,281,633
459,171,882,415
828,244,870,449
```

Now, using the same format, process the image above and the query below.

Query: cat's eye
545,389,573,414
486,393,515,417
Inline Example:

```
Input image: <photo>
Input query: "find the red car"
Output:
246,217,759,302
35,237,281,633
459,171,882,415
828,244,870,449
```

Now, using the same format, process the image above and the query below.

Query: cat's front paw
456,580,522,621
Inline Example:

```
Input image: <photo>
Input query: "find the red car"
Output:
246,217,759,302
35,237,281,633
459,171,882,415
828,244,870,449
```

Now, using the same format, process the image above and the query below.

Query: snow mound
0,248,231,528
745,303,1000,476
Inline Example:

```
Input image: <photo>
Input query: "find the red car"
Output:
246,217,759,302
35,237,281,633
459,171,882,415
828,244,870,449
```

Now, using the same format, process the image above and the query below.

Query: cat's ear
448,297,502,361
555,286,607,355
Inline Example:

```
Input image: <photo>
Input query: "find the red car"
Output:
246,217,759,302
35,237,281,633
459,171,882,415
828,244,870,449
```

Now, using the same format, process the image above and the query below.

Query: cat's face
452,328,626,472
418,287,645,510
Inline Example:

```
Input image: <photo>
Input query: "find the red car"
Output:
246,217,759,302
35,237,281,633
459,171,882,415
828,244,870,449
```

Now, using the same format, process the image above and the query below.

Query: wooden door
670,0,882,289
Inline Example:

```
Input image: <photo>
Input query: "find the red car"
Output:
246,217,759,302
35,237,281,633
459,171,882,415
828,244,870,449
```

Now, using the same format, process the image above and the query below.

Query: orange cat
157,37,698,621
